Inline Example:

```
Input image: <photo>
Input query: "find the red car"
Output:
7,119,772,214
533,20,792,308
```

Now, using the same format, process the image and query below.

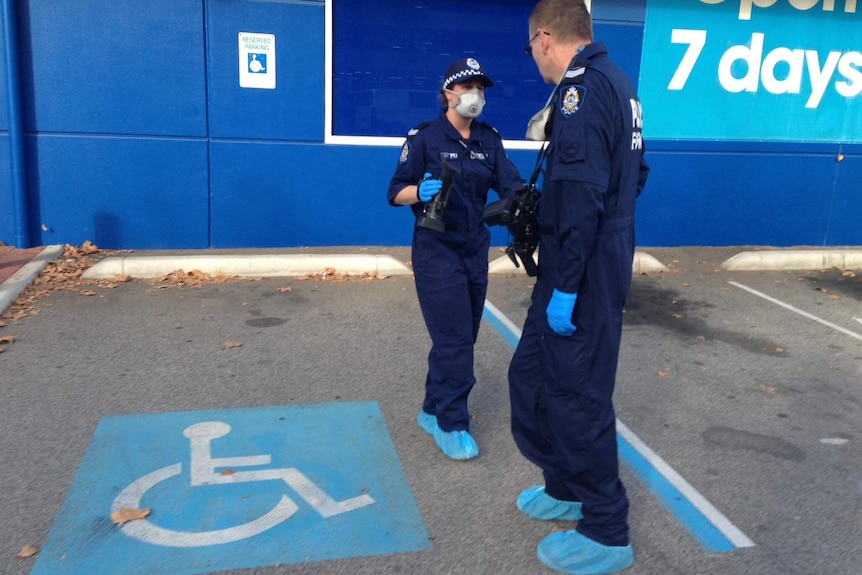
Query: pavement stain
625,281,788,357
702,425,807,463
788,269,861,301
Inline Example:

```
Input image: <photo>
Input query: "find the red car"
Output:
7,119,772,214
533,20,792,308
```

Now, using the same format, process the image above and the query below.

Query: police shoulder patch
400,121,429,164
406,121,430,139
560,85,587,118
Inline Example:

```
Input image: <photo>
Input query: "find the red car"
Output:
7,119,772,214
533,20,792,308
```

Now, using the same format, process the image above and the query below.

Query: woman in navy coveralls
387,58,523,460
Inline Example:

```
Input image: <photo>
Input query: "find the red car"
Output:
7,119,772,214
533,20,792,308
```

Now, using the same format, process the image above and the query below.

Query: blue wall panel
592,0,646,22
20,0,206,136
636,150,842,247
207,0,324,141
31,136,209,249
828,153,862,246
1,1,11,241
210,142,537,248
332,0,544,140
593,22,643,89
211,142,403,248
0,135,11,240
0,14,7,133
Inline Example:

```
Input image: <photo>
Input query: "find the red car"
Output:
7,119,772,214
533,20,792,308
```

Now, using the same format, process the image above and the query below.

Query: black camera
417,159,460,232
483,184,540,276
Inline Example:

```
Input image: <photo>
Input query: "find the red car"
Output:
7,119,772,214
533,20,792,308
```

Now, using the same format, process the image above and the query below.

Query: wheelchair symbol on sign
111,421,375,547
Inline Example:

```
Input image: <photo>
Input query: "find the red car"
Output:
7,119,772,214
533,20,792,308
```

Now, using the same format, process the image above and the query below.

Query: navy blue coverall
508,43,649,547
388,110,523,432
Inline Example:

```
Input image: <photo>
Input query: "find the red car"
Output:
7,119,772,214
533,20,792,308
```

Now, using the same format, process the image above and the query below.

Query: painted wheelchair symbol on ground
32,402,430,575
113,420,375,547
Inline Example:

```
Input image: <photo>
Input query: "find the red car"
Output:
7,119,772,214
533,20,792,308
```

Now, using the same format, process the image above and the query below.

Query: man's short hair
530,0,593,44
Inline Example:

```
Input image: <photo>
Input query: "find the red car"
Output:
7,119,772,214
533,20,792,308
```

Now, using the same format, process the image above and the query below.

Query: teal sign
640,0,862,142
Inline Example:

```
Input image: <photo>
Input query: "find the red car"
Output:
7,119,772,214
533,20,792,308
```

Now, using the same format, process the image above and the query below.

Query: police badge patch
399,142,410,164
560,85,586,117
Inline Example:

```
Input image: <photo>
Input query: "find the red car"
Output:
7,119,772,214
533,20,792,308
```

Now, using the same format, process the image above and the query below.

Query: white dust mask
525,67,572,141
447,88,485,118
525,87,558,141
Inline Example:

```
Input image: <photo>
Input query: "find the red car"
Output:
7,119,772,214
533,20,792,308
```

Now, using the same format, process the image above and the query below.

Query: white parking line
616,420,756,549
482,300,755,552
729,282,862,342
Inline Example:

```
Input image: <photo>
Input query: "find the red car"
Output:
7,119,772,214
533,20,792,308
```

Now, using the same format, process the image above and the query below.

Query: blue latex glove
418,172,443,202
546,289,577,336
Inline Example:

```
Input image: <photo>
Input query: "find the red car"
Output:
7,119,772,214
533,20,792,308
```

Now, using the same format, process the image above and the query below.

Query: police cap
442,58,495,90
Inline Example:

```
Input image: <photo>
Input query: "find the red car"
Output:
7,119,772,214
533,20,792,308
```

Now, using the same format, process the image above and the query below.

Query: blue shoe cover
416,412,479,460
537,531,633,575
434,429,479,460
417,411,437,435
518,485,583,521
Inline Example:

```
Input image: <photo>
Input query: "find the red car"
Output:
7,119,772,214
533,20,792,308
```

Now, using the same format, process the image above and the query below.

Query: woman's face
445,80,486,107
448,80,486,96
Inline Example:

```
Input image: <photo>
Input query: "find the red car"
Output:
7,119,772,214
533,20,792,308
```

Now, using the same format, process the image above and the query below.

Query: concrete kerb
0,244,65,315
8,247,858,317
81,254,414,279
82,250,672,280
488,250,669,275
721,249,862,271
7,248,858,319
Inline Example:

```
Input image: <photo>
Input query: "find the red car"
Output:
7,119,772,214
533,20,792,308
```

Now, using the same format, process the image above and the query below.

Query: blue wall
0,0,859,249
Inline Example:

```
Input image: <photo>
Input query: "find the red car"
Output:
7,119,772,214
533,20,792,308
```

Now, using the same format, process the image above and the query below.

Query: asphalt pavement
1,245,861,575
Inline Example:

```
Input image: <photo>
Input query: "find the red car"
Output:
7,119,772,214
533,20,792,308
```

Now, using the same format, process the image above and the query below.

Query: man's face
526,27,554,84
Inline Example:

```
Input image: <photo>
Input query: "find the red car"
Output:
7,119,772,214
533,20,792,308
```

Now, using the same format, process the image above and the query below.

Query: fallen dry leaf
16,545,39,559
277,287,293,293
1,242,123,324
828,295,840,300
0,335,14,344
111,507,151,525
80,289,96,296
775,347,784,353
657,371,670,377
760,384,776,393
302,268,384,282
148,269,254,290
222,341,243,349
220,469,235,476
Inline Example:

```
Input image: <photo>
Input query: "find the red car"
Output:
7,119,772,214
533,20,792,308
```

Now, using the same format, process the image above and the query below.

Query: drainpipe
1,0,30,248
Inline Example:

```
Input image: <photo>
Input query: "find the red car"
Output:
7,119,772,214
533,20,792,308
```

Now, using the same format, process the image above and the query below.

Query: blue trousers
413,229,489,432
508,220,634,547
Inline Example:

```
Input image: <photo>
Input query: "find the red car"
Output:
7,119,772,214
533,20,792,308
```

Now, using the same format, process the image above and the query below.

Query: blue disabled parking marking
32,402,430,575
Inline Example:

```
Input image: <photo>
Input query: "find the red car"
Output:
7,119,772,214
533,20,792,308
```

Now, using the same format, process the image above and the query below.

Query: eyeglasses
524,30,549,55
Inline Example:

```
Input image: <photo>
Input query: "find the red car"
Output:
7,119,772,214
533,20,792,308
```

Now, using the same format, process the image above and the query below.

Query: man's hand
418,173,443,202
546,289,577,336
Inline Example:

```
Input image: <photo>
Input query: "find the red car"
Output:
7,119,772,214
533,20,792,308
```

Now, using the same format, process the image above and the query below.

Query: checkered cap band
442,58,494,89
